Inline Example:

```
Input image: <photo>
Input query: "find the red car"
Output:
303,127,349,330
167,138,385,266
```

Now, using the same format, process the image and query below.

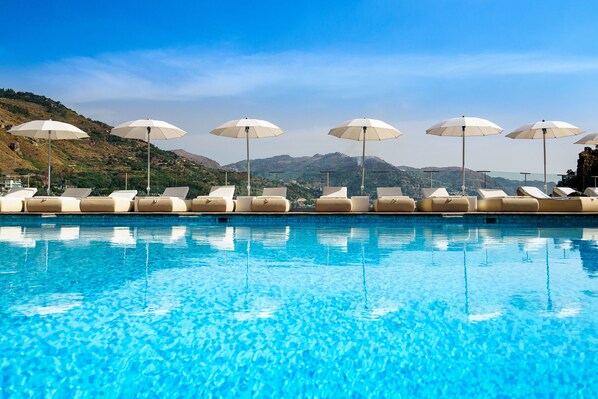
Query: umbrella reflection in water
231,226,285,321
0,226,35,261
8,225,82,316
133,226,188,315
321,226,401,319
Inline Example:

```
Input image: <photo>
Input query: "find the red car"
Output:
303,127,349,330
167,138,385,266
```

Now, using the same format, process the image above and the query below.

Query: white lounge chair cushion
109,190,138,200
377,187,404,198
422,188,451,198
61,188,92,199
195,186,235,200
477,189,509,199
519,186,551,199
584,187,598,197
553,187,577,197
4,188,37,198
261,187,287,197
161,186,189,199
321,187,347,198
209,186,235,198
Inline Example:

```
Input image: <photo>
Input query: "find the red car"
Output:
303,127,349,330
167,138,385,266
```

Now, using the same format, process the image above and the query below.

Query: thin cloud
3,49,598,103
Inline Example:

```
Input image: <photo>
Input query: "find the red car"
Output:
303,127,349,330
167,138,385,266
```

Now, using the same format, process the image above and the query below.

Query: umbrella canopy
329,118,402,195
9,120,89,195
574,133,598,145
426,116,503,195
111,119,187,195
210,118,284,195
506,120,584,193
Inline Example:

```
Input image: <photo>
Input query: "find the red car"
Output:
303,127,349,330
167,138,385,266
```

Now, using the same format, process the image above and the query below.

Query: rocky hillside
172,149,221,169
563,146,598,190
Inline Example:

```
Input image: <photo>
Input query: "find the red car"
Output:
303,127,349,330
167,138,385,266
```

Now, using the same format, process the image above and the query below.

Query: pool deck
2,211,598,226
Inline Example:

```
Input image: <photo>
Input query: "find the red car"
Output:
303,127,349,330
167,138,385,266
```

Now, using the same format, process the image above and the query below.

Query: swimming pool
1,221,597,397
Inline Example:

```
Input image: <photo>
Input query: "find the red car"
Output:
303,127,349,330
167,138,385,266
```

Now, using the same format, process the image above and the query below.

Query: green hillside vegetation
0,89,312,200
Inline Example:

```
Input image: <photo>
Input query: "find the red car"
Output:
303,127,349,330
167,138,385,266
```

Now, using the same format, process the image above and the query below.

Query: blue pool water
0,222,597,398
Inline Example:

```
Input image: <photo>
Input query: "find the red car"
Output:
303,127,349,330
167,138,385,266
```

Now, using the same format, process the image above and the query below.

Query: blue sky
2,0,598,176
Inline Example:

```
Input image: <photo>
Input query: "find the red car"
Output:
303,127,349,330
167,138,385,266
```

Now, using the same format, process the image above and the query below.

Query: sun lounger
477,188,539,212
80,190,138,212
25,188,92,212
518,186,598,212
137,187,189,212
190,186,235,212
552,186,582,197
373,187,415,212
584,187,598,197
315,187,352,212
251,187,291,212
0,187,37,212
416,188,470,212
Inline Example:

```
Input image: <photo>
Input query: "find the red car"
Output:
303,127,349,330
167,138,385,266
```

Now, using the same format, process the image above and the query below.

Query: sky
2,0,598,176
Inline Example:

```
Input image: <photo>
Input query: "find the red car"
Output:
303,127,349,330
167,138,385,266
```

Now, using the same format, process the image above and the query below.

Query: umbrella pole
47,133,52,195
461,126,466,195
246,126,251,196
542,128,547,193
147,127,151,195
361,245,368,310
463,244,469,316
545,242,552,311
361,126,367,195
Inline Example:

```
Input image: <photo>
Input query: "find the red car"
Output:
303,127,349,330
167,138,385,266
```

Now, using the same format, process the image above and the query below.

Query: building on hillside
0,177,23,192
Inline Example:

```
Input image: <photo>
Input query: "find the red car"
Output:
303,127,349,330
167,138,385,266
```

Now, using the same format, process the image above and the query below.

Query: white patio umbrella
8,120,89,195
507,120,584,193
426,116,503,195
329,118,402,195
574,133,598,146
210,118,284,196
111,119,187,195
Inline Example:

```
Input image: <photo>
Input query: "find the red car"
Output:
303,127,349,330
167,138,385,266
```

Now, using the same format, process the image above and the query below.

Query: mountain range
219,152,550,197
